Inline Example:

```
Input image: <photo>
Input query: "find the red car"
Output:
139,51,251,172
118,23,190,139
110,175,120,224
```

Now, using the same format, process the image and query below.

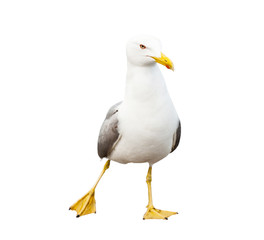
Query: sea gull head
126,35,174,71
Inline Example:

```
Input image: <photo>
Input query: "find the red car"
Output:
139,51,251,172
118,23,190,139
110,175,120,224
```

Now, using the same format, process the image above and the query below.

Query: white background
0,0,264,239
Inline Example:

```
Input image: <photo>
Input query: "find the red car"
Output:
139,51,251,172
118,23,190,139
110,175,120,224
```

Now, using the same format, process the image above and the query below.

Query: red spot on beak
166,65,170,69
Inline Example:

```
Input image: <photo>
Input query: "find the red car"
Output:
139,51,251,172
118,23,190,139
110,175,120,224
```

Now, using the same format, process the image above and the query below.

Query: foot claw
143,207,177,220
69,189,96,218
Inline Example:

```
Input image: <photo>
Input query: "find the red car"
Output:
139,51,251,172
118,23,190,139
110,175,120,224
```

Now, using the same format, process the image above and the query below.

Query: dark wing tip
171,121,181,153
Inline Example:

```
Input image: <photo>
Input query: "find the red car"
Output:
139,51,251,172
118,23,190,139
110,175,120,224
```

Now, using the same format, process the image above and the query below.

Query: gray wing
97,102,122,159
171,121,181,153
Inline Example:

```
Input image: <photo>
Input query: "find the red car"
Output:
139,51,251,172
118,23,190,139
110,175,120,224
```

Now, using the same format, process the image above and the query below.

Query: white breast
109,99,178,165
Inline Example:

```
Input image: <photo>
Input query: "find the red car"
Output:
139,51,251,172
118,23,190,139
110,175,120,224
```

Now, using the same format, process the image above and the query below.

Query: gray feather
97,102,122,158
171,121,181,153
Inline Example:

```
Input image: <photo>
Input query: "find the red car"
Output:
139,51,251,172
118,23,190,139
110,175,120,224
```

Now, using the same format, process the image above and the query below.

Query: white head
126,35,174,71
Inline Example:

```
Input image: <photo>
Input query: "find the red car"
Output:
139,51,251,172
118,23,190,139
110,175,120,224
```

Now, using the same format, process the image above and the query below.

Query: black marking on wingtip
165,217,168,220
76,215,80,218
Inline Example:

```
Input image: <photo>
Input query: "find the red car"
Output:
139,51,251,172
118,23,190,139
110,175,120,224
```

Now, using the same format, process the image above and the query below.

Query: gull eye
140,44,146,49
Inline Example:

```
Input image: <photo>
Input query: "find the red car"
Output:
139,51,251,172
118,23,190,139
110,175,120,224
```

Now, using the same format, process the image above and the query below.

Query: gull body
109,62,179,165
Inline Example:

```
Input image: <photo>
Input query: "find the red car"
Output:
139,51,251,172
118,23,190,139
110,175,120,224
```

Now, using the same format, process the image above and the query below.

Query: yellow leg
69,160,110,217
143,166,178,220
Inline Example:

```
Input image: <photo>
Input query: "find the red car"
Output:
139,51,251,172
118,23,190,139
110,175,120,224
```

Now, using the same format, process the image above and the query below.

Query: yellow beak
151,52,174,71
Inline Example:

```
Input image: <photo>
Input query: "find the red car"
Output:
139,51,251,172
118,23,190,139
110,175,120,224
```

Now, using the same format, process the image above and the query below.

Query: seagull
69,35,181,220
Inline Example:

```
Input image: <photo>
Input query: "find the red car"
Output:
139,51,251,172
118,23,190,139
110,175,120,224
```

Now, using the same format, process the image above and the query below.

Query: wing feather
97,102,122,158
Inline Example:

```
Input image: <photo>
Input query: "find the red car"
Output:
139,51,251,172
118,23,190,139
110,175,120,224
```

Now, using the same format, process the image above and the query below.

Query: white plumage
109,60,179,165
